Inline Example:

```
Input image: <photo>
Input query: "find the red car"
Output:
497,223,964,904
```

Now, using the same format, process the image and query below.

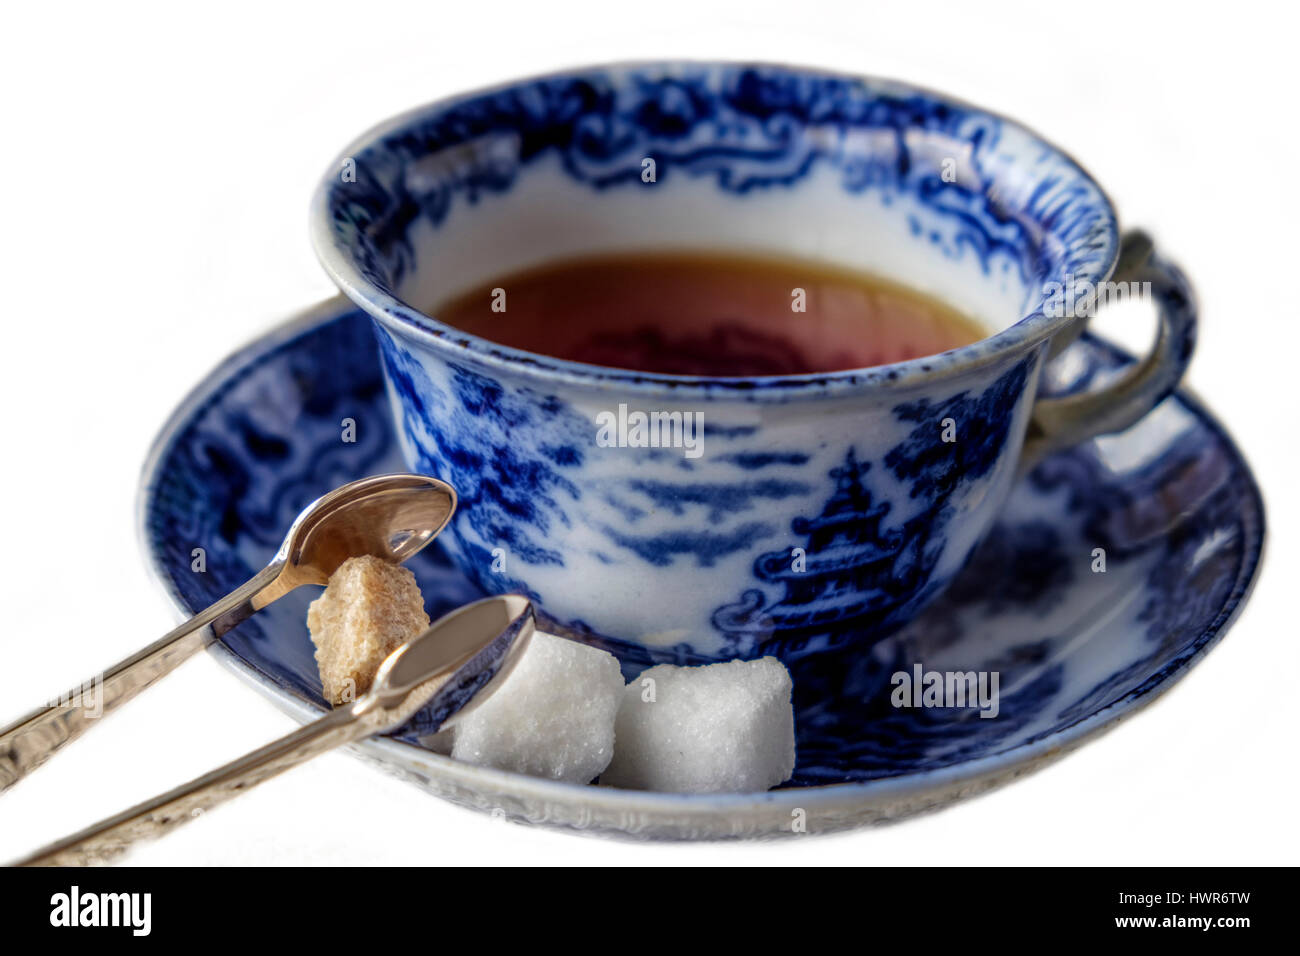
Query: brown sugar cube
306,554,430,706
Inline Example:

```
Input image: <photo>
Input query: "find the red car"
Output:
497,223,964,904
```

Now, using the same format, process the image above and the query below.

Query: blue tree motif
884,356,1031,506
375,328,588,597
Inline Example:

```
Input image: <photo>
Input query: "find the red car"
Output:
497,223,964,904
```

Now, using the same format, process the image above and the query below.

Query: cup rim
310,59,1120,397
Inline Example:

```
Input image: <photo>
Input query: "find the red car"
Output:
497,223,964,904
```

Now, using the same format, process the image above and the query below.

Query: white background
0,1,1293,866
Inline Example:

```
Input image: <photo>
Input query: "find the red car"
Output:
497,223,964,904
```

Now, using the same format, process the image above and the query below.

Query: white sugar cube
601,657,796,793
448,630,623,784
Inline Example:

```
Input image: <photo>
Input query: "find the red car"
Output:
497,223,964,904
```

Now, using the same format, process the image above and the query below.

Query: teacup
310,62,1195,670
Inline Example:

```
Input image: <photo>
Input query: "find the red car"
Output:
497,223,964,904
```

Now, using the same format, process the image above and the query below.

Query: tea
429,252,990,377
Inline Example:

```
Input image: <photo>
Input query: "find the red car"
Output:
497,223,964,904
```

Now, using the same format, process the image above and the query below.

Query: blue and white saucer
137,297,1264,838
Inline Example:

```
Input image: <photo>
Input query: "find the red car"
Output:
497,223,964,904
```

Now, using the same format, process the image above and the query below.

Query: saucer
137,297,1264,838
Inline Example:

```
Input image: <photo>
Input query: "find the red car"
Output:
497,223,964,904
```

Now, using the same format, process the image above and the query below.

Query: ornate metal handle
0,563,284,794
14,706,370,866
13,593,535,866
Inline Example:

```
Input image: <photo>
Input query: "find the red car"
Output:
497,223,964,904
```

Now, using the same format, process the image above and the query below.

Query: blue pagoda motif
710,357,1033,658
712,449,933,650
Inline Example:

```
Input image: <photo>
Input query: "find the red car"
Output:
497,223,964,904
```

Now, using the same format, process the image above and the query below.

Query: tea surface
430,252,990,377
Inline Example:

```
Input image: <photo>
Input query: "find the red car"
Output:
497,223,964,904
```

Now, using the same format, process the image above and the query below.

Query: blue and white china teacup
310,62,1196,669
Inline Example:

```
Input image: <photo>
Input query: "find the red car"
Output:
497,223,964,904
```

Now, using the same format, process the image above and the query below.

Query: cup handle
1019,230,1197,468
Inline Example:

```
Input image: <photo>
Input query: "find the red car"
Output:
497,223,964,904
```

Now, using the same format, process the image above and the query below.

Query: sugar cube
449,630,623,784
306,554,430,706
601,657,796,793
